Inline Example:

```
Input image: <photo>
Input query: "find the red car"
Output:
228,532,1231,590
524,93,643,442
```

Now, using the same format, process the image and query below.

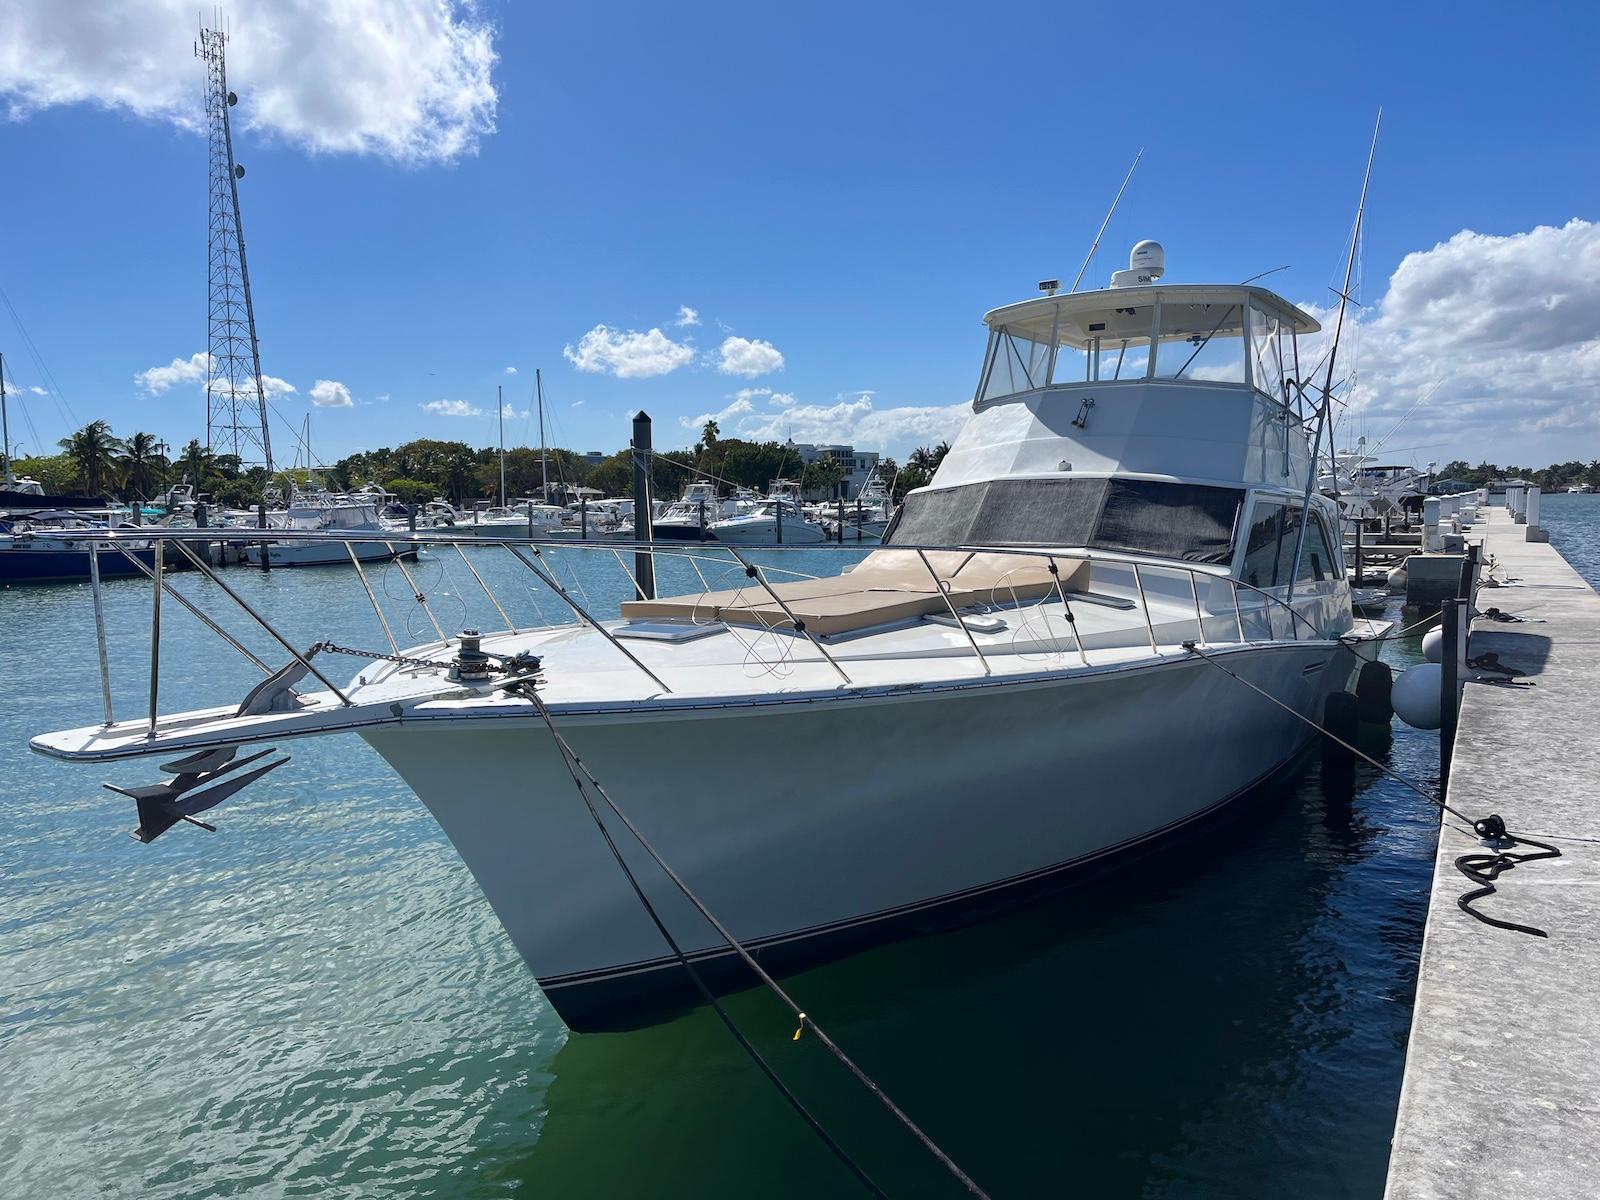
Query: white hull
709,518,829,544
242,538,416,567
363,639,1364,1028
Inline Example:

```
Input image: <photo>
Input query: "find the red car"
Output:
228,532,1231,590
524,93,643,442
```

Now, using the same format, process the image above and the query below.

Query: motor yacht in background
815,466,896,542
0,509,157,583
708,493,829,543
241,486,416,566
33,242,1390,1031
1320,438,1427,524
651,482,758,540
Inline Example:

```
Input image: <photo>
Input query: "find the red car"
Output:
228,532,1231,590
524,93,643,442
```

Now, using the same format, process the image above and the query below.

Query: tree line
16,418,956,507
1434,459,1600,491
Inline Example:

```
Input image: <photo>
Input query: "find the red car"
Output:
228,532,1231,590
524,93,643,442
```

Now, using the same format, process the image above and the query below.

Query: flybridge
973,243,1321,409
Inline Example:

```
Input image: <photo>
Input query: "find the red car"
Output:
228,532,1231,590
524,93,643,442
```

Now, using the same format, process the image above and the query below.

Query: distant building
580,451,606,467
785,440,881,499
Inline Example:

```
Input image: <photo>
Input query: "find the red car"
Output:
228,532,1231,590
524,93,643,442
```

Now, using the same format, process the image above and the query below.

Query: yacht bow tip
101,746,290,844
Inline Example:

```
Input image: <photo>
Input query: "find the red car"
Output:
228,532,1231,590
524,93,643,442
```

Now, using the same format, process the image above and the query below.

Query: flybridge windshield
975,291,1302,407
884,477,1245,565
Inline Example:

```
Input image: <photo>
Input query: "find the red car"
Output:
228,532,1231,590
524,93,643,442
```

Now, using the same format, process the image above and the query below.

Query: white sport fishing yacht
32,244,1387,1030
241,486,416,567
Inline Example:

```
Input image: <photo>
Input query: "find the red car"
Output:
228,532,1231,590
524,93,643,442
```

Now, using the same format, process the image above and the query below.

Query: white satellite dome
1110,240,1166,289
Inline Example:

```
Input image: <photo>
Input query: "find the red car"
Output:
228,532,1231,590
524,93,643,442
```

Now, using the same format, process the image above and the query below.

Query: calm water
3,508,1597,1198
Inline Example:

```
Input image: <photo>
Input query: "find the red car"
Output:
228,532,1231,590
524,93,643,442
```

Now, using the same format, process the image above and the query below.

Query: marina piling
630,411,654,600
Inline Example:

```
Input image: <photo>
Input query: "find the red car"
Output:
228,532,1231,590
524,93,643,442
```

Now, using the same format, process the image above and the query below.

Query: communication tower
197,24,273,472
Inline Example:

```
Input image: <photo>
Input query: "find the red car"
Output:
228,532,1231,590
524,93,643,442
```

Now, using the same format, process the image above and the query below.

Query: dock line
514,679,992,1200
1180,641,1562,937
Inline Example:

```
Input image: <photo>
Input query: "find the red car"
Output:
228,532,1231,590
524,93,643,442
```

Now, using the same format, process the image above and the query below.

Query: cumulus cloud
675,306,700,327
28,385,48,396
1294,218,1600,464
135,351,295,397
309,379,353,408
564,325,695,378
0,0,498,164
732,391,968,454
717,335,785,377
135,352,209,394
681,396,756,430
421,398,482,417
504,365,518,375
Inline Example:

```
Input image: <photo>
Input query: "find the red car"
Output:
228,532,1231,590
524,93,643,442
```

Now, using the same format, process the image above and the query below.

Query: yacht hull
0,544,157,584
362,639,1364,1030
240,538,417,567
710,520,829,545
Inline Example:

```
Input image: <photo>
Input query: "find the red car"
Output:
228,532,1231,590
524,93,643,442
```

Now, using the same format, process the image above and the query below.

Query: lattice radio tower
197,23,273,472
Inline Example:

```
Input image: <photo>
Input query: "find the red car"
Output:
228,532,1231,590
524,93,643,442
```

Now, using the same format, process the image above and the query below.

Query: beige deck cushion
619,549,1091,636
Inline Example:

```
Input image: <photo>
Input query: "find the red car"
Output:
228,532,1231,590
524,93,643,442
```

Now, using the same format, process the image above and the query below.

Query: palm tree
174,438,217,487
119,432,169,500
803,453,846,500
58,420,125,495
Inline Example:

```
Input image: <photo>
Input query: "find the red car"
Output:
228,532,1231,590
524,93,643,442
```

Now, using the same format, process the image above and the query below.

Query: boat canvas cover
620,553,1090,636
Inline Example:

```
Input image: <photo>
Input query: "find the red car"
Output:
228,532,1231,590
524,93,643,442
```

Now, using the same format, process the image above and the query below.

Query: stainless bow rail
64,526,1345,733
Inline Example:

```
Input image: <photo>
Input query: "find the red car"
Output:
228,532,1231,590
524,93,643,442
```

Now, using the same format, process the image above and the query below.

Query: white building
785,441,881,499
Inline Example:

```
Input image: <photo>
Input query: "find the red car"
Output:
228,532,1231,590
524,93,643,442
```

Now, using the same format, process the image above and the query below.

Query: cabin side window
1241,499,1288,588
1247,303,1286,402
976,327,1053,403
1241,499,1341,587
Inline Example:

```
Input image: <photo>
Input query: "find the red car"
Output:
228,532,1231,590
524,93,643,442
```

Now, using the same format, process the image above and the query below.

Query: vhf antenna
1070,148,1143,293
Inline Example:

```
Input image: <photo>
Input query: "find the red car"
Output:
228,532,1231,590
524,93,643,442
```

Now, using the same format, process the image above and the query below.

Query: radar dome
1130,240,1165,279
1109,241,1166,289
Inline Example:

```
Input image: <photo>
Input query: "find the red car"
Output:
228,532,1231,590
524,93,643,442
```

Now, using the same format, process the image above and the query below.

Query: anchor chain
307,640,452,672
308,640,543,679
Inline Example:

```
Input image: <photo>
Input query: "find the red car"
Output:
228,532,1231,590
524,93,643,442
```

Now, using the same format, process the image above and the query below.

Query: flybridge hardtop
979,282,1320,353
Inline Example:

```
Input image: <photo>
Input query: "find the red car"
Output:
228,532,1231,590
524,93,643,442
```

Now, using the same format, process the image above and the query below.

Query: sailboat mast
0,350,11,485
498,384,506,507
537,368,547,502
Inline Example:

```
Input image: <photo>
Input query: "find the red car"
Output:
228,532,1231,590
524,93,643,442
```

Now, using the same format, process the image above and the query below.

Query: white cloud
500,404,529,419
309,379,353,408
135,351,294,398
421,398,482,417
28,385,48,396
717,335,785,377
681,397,756,430
675,306,700,327
0,0,498,164
768,391,797,407
563,325,695,379
504,365,518,375
733,391,968,455
1293,218,1600,465
135,352,208,394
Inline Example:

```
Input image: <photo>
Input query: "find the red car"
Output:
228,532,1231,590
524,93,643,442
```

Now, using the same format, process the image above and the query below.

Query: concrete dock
1384,505,1600,1197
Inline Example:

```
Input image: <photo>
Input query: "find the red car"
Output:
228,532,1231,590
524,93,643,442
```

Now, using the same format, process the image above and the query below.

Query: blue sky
1,0,1597,470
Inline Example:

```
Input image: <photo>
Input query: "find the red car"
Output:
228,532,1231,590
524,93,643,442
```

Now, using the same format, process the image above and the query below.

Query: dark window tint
886,477,1244,564
1241,500,1342,587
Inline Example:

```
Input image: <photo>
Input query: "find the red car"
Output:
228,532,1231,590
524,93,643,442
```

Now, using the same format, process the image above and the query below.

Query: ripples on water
3,515,1591,1197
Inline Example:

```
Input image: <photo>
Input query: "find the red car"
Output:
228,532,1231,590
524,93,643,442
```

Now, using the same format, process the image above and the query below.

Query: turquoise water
0,518,1591,1199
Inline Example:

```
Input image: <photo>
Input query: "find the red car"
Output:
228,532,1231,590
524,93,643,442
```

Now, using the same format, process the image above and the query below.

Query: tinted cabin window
1242,500,1341,587
1296,512,1340,583
886,477,1244,564
1242,501,1287,588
